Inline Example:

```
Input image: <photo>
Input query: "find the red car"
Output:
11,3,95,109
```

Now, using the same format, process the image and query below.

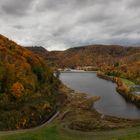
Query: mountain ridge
26,44,140,68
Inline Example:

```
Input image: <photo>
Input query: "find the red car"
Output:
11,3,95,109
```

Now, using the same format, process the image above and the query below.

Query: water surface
60,72,140,118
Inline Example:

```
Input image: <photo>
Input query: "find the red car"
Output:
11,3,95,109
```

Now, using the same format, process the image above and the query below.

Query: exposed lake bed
60,72,140,119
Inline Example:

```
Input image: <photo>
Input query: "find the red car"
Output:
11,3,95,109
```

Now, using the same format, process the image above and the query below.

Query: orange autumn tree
11,82,24,98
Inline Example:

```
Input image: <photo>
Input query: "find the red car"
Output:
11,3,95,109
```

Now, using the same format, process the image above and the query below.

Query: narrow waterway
60,72,140,119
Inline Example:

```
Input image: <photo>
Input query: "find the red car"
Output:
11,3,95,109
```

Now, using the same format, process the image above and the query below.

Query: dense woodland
28,45,140,84
0,35,60,130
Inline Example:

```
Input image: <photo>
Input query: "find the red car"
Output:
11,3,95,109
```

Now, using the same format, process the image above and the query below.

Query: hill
0,35,60,130
27,46,61,67
27,45,140,67
27,46,49,59
27,45,140,83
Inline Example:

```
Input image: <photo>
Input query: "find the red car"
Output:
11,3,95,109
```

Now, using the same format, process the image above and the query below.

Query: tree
11,82,24,98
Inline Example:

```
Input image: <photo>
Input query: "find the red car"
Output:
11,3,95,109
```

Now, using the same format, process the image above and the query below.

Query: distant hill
26,45,140,68
27,45,140,83
27,46,49,64
0,35,60,130
27,46,49,56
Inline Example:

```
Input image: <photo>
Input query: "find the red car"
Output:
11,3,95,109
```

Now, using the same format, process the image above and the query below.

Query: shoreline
60,70,97,73
97,72,140,108
58,84,140,132
60,71,140,118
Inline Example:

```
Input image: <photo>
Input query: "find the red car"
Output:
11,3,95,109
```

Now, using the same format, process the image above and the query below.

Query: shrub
11,82,24,99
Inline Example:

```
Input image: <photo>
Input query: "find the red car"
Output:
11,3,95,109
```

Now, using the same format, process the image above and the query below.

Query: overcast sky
0,0,140,50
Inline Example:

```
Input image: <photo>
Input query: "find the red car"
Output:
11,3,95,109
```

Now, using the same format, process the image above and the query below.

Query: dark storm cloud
0,0,140,50
13,25,25,30
127,0,140,9
1,0,34,16
36,0,114,12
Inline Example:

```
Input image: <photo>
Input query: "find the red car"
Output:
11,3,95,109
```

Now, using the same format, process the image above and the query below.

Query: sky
0,0,140,50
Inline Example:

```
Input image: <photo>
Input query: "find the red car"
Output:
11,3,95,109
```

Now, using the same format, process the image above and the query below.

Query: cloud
13,25,25,30
126,0,140,9
0,0,140,50
1,0,34,16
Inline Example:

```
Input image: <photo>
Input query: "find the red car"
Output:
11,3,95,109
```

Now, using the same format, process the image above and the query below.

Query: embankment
97,72,140,107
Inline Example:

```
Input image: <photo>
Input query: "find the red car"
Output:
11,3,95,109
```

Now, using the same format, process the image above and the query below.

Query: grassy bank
116,78,140,107
121,78,135,88
97,71,140,107
0,121,140,140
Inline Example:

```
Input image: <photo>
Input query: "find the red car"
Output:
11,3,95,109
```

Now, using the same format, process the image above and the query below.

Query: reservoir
60,72,140,119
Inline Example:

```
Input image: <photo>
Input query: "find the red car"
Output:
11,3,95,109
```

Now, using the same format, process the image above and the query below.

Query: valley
0,35,140,139
1,0,140,139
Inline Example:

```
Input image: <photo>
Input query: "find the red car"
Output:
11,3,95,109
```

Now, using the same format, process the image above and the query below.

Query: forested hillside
0,34,60,130
27,45,140,67
27,45,140,84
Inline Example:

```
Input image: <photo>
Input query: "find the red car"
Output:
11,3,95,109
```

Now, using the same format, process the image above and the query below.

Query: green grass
0,122,140,140
0,123,82,140
121,78,135,87
0,124,66,140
